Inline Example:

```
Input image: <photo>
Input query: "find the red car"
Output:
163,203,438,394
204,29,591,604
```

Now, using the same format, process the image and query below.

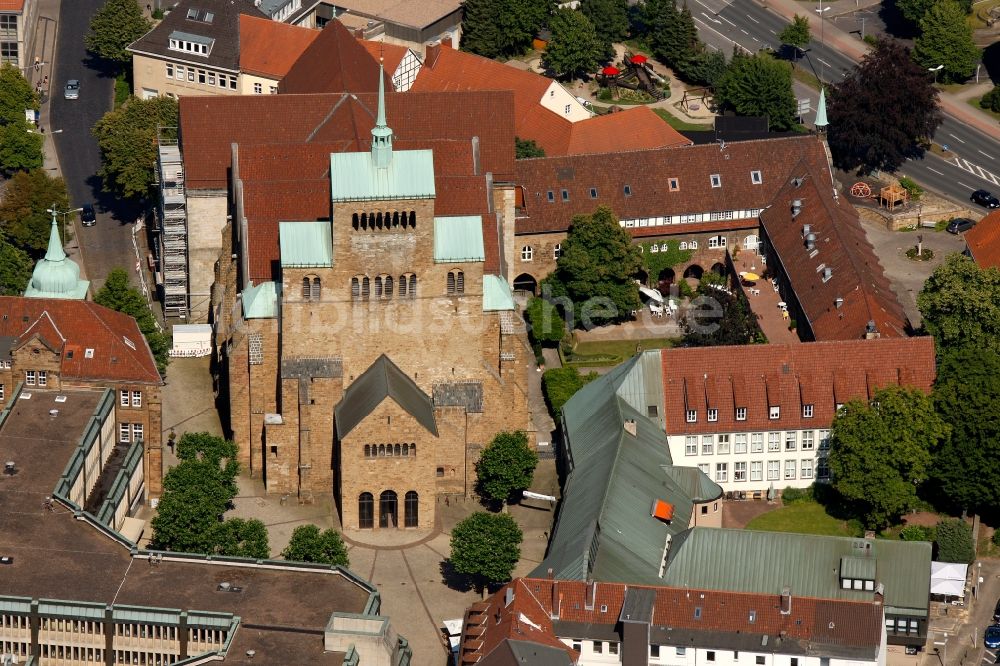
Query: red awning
631,54,648,64
651,499,674,521
602,66,621,76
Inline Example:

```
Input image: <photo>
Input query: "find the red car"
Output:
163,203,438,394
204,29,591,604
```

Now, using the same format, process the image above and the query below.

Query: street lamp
47,205,82,248
25,128,63,134
929,64,944,84
815,6,832,81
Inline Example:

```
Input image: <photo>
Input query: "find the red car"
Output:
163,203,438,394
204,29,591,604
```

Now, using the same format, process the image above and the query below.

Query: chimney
802,224,811,237
779,586,792,615
585,580,597,611
551,582,561,619
425,40,443,68
623,419,637,437
865,321,879,340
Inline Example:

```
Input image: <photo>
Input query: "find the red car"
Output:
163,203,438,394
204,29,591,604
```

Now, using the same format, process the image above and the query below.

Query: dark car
985,625,1000,650
972,189,1000,209
993,598,1000,623
946,217,976,234
80,203,96,227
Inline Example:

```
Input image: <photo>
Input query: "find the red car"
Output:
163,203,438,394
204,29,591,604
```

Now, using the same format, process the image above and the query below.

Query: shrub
526,297,565,345
542,367,599,424
935,518,975,563
781,485,813,505
981,85,1000,113
898,176,923,200
992,529,1000,548
899,524,934,541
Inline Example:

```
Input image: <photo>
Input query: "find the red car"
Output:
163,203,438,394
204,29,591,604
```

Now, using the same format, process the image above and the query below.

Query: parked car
946,217,976,234
984,625,1000,649
993,598,1000,623
80,203,96,227
972,189,1000,209
63,79,79,100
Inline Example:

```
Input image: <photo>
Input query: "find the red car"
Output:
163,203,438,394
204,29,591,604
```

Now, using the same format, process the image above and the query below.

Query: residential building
237,14,319,95
458,577,887,666
963,210,1000,269
0,382,410,665
0,0,36,69
278,16,386,95
662,337,936,493
314,0,463,54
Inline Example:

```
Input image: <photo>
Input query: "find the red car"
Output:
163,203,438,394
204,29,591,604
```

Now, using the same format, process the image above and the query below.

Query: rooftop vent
246,650,256,660
802,224,811,236
218,582,232,591
822,267,833,282
835,297,844,309
4,461,15,476
791,199,802,218
779,586,792,615
54,395,67,403
805,233,816,250
792,177,804,187
48,409,58,417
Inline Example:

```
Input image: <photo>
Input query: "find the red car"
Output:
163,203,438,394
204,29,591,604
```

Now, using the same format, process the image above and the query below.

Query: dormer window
168,32,214,56
736,407,747,421
561,189,569,202
186,8,214,22
803,404,814,418
751,170,763,184
710,174,722,188
686,409,697,423
590,188,598,199
624,184,632,197
769,406,780,419
668,178,679,192
707,408,718,422
546,190,555,203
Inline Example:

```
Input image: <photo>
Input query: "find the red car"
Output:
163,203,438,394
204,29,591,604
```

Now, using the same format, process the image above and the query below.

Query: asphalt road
48,0,137,289
690,0,1000,206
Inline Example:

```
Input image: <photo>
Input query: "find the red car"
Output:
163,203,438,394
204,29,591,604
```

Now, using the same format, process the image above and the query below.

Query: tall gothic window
405,491,419,528
359,492,374,529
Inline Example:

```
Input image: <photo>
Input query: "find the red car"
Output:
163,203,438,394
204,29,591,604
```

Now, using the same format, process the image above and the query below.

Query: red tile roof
278,19,388,95
463,578,883,663
238,15,320,79
660,337,935,435
513,135,828,235
0,297,161,384
0,0,25,11
359,40,410,75
407,42,689,156
760,168,909,340
964,211,1000,269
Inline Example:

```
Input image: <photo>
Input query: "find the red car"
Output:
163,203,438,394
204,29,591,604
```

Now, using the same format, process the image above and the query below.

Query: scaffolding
155,127,189,318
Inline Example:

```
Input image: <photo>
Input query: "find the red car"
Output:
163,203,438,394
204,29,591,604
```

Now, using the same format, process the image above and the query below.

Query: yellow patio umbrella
740,271,761,281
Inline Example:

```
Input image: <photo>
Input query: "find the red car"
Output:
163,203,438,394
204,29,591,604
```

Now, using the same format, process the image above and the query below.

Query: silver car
64,79,79,100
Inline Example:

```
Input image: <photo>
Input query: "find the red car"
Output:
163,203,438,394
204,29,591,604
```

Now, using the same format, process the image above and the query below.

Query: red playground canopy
631,54,648,64
601,66,621,76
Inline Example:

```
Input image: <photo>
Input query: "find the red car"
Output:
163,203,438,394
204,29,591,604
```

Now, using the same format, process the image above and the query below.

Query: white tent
930,561,968,598
639,285,664,303
169,324,212,358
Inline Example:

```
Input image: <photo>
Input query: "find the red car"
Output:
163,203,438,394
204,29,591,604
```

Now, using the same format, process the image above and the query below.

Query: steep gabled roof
278,19,388,95
964,210,1000,269
335,354,437,439
238,14,319,79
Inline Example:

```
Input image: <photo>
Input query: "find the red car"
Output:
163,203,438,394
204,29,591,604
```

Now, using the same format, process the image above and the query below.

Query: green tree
913,1,979,84
94,267,169,374
931,347,1000,514
0,120,43,173
543,206,642,327
778,15,811,51
918,254,1000,355
281,524,350,567
0,168,69,255
683,287,764,346
541,366,599,424
150,486,224,553
543,8,604,79
580,0,629,54
475,431,539,506
162,459,237,512
714,51,797,130
460,0,554,59
449,512,522,592
827,39,941,173
0,62,39,125
515,137,546,159
644,0,700,75
92,96,178,201
176,431,240,472
526,297,565,345
899,524,935,541
682,49,728,87
828,386,949,529
934,518,975,563
85,0,151,66
0,237,34,295
212,518,270,559
981,85,1000,113
896,0,937,26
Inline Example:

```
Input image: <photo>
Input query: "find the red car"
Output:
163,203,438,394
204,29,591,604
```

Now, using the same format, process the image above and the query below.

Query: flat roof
333,0,461,30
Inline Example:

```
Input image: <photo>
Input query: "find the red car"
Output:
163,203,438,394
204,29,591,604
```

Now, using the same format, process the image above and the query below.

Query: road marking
947,132,967,144
701,11,722,23
769,28,777,34
818,58,832,67
747,14,760,22
950,157,1000,187
692,15,753,53
979,149,995,159
957,181,976,190
721,15,738,26
741,28,750,34
926,167,944,176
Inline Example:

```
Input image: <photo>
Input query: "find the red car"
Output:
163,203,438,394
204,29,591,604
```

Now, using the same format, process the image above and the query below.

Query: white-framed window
689,240,698,249
685,436,697,456
710,174,722,188
750,461,763,481
188,69,195,81
803,404,814,418
686,409,697,423
651,645,661,658
132,390,141,407
751,433,763,453
751,170,763,184
702,435,714,455
208,72,215,85
37,370,46,387
594,641,603,654
668,178,679,192
521,246,533,261
0,384,4,401
784,459,797,480
269,85,278,94
785,431,797,451
166,63,174,78
734,461,747,481
819,429,831,450
715,463,728,483
553,243,562,259
609,643,619,656
120,390,129,406
253,82,262,94
801,459,814,479
736,406,747,421
735,433,747,453
802,430,814,450
119,423,130,443
132,424,143,442
768,432,780,452
769,405,780,419
698,463,709,475
679,241,688,250
564,104,571,114
707,408,718,422
175,65,184,80
677,648,687,656
708,235,727,248
767,460,780,480
168,37,211,55
717,434,730,454
25,370,34,386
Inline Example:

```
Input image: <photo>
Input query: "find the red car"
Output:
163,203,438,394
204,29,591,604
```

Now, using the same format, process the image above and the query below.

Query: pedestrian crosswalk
951,156,1000,188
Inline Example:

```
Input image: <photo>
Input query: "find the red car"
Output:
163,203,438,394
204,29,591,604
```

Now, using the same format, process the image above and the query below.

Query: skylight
186,8,214,22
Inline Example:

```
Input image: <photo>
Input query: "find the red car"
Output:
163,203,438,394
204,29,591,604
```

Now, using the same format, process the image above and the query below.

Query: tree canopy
526,296,565,345
85,0,152,66
917,254,1000,355
643,0,700,78
0,237,34,296
778,14,811,50
0,63,39,125
542,206,641,328
150,486,226,553
450,512,523,591
0,168,69,256
580,0,629,53
913,1,979,84
714,51,797,130
460,0,554,59
827,39,941,173
211,518,270,559
543,8,605,79
0,64,42,173
934,518,975,563
281,524,350,567
828,386,948,529
92,96,178,201
515,137,546,159
897,0,972,27
475,430,539,505
541,366,599,424
95,268,170,374
683,285,764,346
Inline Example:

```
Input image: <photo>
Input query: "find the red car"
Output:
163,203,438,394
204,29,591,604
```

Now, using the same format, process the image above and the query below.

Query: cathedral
218,67,531,530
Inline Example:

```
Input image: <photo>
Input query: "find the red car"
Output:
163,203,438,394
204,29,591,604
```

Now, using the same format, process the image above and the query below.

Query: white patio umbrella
639,285,664,303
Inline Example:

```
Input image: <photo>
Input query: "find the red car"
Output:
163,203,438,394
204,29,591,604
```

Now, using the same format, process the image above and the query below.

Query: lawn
968,97,1000,122
652,108,712,132
745,500,857,537
572,336,677,361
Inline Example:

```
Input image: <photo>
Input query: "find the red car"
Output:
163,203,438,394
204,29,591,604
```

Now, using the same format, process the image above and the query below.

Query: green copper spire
371,56,394,169
24,205,89,300
45,208,66,262
815,87,828,129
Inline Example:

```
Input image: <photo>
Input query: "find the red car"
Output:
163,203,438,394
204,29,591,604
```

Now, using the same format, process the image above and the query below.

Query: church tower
24,210,90,300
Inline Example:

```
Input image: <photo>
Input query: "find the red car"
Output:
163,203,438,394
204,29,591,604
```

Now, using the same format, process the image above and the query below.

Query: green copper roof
279,221,333,268
815,87,828,128
25,215,89,300
434,216,484,263
482,275,515,312
243,281,279,319
329,149,435,202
